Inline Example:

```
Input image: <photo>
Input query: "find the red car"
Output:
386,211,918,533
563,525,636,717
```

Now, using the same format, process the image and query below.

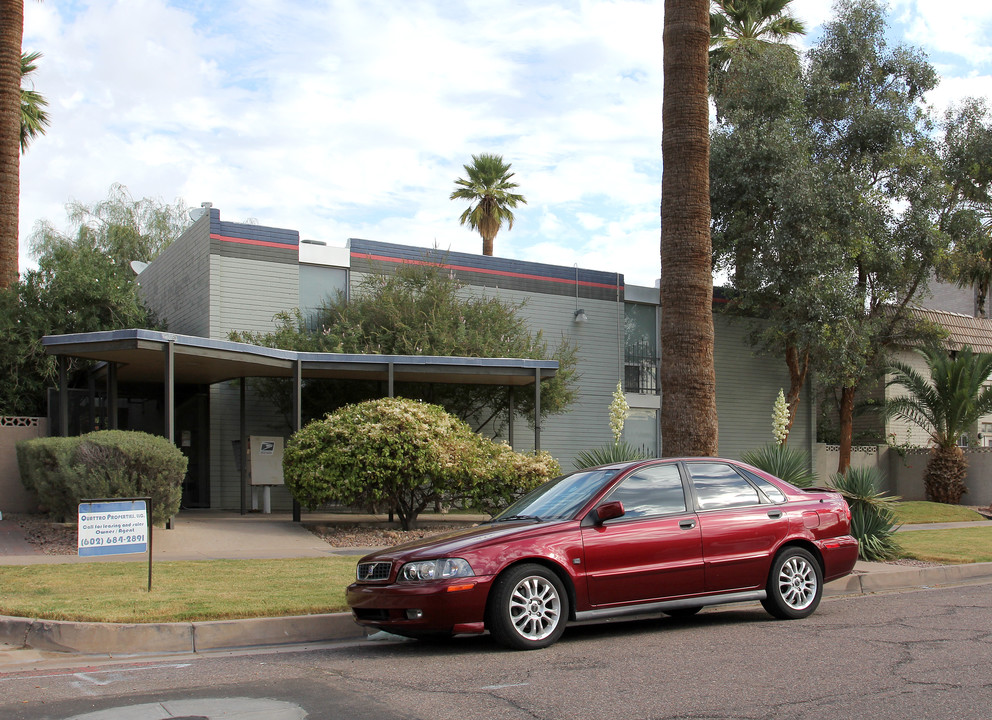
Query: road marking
0,663,192,683
480,682,530,689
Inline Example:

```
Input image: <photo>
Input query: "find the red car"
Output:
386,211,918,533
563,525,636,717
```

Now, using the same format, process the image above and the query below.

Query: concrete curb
3,562,991,658
0,612,364,656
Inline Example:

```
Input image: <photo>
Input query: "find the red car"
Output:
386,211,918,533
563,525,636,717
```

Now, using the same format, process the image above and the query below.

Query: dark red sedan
346,458,859,650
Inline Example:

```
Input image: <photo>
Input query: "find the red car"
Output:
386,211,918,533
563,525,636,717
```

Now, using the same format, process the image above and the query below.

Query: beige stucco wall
0,417,48,513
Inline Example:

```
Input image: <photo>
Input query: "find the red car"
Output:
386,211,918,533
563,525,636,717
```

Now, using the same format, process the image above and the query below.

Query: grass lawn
897,527,992,564
892,501,987,524
0,557,357,623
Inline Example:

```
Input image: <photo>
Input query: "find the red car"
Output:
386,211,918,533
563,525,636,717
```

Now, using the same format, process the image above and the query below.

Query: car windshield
491,468,621,522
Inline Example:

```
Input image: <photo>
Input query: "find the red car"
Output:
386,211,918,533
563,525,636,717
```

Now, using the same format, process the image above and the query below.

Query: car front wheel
487,564,569,650
761,547,823,620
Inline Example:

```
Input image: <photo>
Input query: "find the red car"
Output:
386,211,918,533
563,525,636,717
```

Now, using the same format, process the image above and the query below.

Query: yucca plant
830,467,901,561
741,443,817,488
574,441,648,470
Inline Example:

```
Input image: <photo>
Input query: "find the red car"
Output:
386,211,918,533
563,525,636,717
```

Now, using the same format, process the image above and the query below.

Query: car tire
486,564,569,650
761,547,823,620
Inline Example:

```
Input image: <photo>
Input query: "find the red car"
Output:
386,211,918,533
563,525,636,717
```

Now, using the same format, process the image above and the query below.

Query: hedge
16,430,187,525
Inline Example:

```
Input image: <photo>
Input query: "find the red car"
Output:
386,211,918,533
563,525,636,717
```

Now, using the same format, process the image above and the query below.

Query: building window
299,265,348,327
624,408,659,457
624,303,659,394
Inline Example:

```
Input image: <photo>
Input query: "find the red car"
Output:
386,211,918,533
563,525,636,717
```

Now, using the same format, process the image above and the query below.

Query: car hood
357,520,563,563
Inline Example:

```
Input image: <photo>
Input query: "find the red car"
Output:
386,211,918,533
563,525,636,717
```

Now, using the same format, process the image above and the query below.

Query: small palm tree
709,0,806,72
886,345,992,504
450,153,526,257
20,50,50,153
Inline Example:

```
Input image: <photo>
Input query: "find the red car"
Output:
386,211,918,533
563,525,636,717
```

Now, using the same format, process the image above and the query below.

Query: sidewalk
2,512,992,665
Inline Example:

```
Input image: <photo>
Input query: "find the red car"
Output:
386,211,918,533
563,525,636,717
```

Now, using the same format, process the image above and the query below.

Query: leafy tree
19,50,48,152
282,398,561,530
936,99,992,317
450,153,526,257
710,42,844,441
661,0,718,457
0,185,184,415
232,256,578,434
709,0,806,102
0,0,25,288
807,0,948,473
886,345,992,504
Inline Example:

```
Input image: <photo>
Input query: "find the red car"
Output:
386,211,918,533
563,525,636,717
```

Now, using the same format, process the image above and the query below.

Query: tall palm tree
19,50,49,152
661,0,719,457
450,153,526,257
0,0,24,289
709,0,806,72
886,345,992,504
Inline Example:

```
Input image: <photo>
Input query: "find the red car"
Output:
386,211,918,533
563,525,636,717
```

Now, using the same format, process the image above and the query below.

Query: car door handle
767,510,783,519
679,520,696,530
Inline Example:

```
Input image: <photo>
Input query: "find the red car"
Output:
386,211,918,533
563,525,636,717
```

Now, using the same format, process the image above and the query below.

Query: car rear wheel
761,547,822,620
487,564,569,650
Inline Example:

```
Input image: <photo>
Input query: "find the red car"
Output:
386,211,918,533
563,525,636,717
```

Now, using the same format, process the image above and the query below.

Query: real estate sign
77,499,149,556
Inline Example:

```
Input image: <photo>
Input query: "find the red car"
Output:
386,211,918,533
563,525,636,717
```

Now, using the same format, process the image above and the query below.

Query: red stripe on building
351,252,622,291
211,234,298,250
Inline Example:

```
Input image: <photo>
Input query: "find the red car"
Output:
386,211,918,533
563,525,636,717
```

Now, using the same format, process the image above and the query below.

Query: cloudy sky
18,0,992,288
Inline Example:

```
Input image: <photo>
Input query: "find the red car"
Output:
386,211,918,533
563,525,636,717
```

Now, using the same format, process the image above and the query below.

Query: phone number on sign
79,534,146,547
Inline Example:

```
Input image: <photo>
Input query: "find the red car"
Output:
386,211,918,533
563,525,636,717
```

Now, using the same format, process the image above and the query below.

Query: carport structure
42,329,558,519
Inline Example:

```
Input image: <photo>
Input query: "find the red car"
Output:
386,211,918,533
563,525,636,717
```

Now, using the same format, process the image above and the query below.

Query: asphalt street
1,582,990,720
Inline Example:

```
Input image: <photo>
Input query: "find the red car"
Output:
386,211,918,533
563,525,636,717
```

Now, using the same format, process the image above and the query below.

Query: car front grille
356,561,392,582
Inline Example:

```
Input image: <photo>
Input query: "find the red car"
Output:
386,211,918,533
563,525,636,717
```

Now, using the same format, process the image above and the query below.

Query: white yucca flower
772,389,789,446
609,381,629,446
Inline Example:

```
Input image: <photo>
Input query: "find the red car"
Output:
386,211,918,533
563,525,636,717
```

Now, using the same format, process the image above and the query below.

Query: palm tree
19,50,49,152
450,153,526,257
710,0,806,71
886,345,992,504
0,0,24,289
660,0,719,457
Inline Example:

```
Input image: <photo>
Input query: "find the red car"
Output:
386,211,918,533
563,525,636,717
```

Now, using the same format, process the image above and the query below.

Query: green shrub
830,467,901,561
283,397,560,529
16,430,186,525
741,443,817,488
574,441,649,470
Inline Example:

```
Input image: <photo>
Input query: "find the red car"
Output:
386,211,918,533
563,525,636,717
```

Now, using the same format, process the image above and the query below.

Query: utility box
249,436,285,513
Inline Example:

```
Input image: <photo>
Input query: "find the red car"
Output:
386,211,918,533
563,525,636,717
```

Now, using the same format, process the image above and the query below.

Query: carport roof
41,329,558,386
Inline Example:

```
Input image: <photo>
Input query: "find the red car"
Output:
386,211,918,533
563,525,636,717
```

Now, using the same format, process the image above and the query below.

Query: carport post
292,359,302,522
163,339,175,444
58,356,68,437
388,362,394,397
107,362,118,430
534,367,541,451
240,377,248,516
507,387,515,449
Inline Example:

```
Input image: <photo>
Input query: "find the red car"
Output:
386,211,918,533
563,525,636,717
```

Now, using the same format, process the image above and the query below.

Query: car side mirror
595,501,625,524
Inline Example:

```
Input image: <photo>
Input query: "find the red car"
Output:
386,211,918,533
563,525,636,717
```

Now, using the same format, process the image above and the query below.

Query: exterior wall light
574,309,588,323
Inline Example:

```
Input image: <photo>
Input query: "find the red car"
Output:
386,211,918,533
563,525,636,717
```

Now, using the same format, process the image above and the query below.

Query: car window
494,468,620,520
604,464,686,519
739,468,787,503
687,462,761,509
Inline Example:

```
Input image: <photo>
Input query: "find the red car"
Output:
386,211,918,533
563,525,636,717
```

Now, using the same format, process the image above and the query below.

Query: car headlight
399,558,474,582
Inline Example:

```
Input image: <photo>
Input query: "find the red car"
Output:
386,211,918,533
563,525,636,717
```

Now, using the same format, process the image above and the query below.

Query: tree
232,255,578,433
807,0,948,473
936,99,992,317
450,153,526,257
886,346,992,504
710,42,844,441
19,50,48,152
660,0,718,457
709,0,806,78
0,185,185,415
0,0,24,289
282,397,561,530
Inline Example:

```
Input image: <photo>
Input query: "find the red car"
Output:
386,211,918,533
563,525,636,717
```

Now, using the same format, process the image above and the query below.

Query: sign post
78,497,153,591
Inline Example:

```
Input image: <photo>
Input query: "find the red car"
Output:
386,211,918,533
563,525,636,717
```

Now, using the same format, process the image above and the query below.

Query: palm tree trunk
660,0,718,457
0,0,23,289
